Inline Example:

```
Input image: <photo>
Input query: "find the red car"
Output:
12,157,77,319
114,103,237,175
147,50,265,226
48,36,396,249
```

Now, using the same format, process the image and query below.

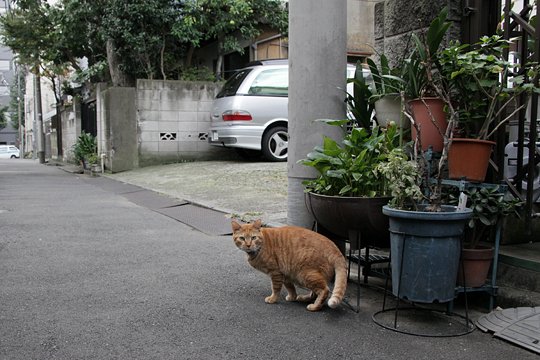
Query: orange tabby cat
232,219,348,311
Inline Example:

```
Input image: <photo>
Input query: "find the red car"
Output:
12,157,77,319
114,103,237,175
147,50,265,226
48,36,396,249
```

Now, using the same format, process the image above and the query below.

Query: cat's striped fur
232,219,348,311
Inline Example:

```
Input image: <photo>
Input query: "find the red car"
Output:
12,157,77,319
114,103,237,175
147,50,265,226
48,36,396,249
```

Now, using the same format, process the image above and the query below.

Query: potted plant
375,8,474,304
300,121,402,253
400,7,451,153
378,146,472,303
72,131,97,170
366,54,408,129
439,35,539,182
452,186,523,287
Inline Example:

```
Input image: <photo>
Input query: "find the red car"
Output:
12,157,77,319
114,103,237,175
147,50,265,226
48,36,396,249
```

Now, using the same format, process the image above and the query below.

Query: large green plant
401,7,451,99
300,121,401,197
72,131,97,165
345,62,374,130
439,35,540,140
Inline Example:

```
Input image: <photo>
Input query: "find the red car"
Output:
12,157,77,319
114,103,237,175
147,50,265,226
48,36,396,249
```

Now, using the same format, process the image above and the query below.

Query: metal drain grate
156,204,233,236
83,176,144,194
477,307,540,354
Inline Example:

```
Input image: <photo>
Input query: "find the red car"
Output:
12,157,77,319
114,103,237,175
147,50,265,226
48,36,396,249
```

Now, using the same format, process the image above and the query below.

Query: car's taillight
222,110,252,121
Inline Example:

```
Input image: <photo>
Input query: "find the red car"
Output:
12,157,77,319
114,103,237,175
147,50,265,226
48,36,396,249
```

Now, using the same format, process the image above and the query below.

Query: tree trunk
106,39,132,87
160,37,166,80
185,46,195,68
215,37,224,80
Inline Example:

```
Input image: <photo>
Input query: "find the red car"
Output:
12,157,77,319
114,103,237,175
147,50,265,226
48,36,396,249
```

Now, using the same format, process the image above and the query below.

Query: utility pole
17,66,23,155
34,72,45,164
287,0,347,227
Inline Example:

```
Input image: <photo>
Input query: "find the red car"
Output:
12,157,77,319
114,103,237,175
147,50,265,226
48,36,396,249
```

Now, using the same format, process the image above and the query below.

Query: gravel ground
106,160,288,225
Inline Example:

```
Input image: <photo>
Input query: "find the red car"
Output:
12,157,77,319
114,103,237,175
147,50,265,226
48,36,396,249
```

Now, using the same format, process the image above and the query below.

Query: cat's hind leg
284,281,298,302
304,274,330,311
296,291,316,303
306,287,330,311
265,273,284,304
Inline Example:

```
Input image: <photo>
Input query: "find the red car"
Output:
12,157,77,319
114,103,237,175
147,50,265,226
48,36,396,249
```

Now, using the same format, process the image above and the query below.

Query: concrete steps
497,250,540,308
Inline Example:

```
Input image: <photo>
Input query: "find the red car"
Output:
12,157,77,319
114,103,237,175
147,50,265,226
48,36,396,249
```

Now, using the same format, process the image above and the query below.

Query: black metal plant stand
372,236,476,337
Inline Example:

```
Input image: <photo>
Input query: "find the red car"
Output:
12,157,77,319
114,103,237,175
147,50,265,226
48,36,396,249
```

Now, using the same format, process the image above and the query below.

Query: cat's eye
251,236,257,241
237,236,245,241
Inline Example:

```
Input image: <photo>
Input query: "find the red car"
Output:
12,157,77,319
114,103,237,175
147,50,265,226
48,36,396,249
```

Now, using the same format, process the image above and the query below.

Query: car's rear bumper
208,125,264,151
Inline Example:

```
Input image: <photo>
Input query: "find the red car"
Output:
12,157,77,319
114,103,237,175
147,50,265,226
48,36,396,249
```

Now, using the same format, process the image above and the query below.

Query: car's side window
248,68,288,96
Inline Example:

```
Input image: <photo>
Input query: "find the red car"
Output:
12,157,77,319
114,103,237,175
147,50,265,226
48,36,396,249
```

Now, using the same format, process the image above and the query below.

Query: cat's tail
328,260,348,308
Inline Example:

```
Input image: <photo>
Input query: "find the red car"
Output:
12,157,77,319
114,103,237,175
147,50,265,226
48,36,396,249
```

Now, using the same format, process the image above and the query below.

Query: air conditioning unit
504,141,540,203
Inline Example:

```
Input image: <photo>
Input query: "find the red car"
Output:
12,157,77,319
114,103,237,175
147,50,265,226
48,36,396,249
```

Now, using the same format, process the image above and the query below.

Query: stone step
496,260,540,308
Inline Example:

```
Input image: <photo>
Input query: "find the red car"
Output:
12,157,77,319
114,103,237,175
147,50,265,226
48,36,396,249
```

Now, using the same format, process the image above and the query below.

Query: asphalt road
0,159,537,359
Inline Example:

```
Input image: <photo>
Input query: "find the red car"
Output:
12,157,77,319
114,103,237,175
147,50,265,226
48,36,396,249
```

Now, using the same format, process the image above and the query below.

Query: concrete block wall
136,80,226,166
373,0,462,67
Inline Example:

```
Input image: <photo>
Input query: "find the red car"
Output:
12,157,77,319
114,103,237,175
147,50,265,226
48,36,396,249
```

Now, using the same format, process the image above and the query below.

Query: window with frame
248,68,288,96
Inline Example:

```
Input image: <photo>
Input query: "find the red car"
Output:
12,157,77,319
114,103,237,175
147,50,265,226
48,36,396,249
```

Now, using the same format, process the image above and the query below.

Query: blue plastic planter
382,205,472,303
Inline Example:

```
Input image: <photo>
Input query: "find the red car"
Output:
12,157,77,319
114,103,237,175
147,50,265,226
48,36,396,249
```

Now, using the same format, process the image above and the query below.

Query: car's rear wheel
262,126,288,162
10,155,16,159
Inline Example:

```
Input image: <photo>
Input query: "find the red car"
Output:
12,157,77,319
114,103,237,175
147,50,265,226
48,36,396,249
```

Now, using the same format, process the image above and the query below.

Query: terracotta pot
457,246,495,288
448,138,495,183
408,97,447,152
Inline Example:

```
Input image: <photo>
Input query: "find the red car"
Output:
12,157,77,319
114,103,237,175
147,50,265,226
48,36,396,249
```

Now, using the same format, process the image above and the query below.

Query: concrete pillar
287,0,347,227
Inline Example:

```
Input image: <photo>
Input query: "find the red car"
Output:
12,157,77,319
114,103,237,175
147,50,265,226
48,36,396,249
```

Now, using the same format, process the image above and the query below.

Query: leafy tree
0,106,7,129
172,0,288,78
9,70,25,130
99,0,183,84
2,0,289,86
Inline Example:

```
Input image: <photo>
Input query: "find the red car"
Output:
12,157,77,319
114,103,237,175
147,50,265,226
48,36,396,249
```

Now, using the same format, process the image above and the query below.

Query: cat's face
232,220,263,255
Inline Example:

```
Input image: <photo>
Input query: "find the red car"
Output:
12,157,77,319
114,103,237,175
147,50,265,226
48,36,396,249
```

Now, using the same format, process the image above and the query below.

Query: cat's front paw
265,295,279,304
285,294,297,302
306,303,323,312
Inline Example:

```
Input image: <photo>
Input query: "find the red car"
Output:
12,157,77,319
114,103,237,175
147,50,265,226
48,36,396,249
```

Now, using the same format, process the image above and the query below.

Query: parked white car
0,145,20,159
208,59,364,161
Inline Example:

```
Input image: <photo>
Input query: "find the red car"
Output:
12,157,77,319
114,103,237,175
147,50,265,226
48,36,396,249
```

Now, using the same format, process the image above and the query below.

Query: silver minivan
0,145,20,159
208,60,362,161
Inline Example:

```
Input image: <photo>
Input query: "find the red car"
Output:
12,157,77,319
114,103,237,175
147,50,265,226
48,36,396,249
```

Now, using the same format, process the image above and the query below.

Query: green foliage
366,54,404,99
9,73,25,130
0,1,56,70
172,0,288,56
300,122,402,197
450,186,523,248
98,0,182,80
72,131,97,164
439,35,540,139
375,148,423,209
401,7,451,98
2,0,288,84
179,66,217,82
0,106,7,129
345,62,374,129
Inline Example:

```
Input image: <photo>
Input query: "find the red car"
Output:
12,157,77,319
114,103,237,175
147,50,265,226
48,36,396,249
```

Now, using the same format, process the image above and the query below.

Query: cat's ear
253,219,262,229
231,220,242,232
